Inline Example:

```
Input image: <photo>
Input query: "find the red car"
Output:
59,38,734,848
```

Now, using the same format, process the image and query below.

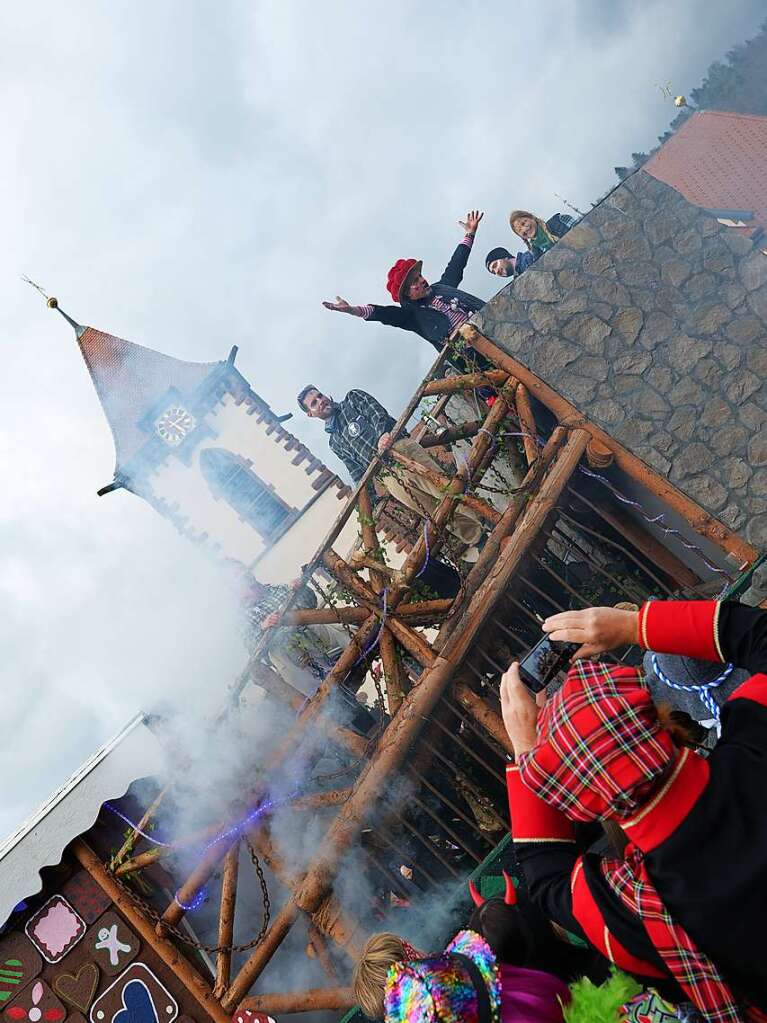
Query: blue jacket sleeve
439,241,472,288
514,250,536,275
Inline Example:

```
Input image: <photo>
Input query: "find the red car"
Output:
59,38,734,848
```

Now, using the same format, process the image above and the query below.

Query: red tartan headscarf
519,660,749,1023
518,660,676,822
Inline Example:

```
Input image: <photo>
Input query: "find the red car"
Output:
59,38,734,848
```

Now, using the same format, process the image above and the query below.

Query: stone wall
474,170,767,547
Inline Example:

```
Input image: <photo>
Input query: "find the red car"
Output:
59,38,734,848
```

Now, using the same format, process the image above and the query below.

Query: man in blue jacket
322,210,487,359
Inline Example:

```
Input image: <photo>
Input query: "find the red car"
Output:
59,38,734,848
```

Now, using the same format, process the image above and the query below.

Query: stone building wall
473,170,767,547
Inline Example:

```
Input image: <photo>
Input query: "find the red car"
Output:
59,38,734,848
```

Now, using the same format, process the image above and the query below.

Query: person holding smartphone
498,600,767,1019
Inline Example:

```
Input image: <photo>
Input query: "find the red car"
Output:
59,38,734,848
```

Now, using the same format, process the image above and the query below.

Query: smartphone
518,635,579,694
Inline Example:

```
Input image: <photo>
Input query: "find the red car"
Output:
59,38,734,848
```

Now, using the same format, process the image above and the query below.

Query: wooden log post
378,627,406,714
279,599,453,628
421,369,508,396
307,924,339,982
238,987,355,1015
212,842,240,998
71,840,231,1023
515,383,539,466
419,420,486,448
453,681,515,757
391,376,521,589
460,324,757,567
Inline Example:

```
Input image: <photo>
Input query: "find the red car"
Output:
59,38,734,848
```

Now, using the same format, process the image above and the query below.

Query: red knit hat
386,258,422,303
518,660,676,822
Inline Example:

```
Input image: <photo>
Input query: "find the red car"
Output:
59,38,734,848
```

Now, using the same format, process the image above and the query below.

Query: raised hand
323,296,352,313
459,210,484,235
542,607,639,660
500,662,539,757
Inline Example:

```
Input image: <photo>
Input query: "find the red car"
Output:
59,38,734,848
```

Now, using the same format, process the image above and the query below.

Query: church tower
48,298,355,580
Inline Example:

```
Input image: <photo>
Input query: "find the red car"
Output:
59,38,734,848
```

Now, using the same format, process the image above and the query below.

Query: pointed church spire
22,277,85,338
46,296,86,338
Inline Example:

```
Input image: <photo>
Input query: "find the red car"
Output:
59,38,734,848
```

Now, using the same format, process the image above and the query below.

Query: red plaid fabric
519,659,747,1021
518,660,676,822
603,854,743,1022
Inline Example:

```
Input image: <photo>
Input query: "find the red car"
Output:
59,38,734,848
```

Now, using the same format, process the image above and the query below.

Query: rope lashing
650,652,734,736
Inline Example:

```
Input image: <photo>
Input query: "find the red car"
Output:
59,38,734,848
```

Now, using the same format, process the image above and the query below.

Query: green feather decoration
563,969,643,1023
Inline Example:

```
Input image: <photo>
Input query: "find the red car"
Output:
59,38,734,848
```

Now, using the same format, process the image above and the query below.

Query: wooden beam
453,681,514,757
421,368,508,396
378,627,406,714
515,383,539,465
461,324,757,567
71,840,231,1023
307,924,339,982
579,492,701,589
212,842,239,998
419,420,485,448
278,598,453,627
238,986,355,1015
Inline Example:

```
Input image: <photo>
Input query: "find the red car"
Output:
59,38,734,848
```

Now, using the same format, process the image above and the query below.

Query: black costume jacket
508,599,767,1009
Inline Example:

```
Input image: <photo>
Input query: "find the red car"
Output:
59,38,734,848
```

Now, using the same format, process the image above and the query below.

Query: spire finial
22,276,85,338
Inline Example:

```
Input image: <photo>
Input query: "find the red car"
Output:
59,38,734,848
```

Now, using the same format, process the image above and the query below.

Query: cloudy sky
1,0,764,841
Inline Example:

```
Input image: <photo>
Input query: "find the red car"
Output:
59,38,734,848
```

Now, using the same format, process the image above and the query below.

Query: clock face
155,405,197,447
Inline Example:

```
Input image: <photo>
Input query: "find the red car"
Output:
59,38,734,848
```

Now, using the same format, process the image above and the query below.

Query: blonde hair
353,932,406,1019
509,209,557,251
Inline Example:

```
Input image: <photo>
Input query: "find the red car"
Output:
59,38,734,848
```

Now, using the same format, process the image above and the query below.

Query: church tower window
200,447,292,540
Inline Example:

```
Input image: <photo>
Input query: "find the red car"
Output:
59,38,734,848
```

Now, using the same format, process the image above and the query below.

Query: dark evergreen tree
615,18,767,180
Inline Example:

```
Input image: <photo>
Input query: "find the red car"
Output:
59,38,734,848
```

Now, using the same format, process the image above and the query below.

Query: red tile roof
644,110,767,235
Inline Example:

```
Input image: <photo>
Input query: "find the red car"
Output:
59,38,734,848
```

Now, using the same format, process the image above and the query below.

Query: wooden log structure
212,842,239,998
220,429,590,1002
460,324,758,567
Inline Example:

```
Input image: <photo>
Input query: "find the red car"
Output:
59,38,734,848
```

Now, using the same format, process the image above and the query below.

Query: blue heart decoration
112,981,159,1023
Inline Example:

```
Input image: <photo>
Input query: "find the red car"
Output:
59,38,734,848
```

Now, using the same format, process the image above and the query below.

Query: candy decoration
3,980,66,1023
89,964,176,1023
25,898,86,964
60,876,111,926
0,935,42,1003
89,915,137,978
53,966,99,1014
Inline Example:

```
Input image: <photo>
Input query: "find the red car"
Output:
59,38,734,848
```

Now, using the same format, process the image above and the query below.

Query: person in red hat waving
499,599,767,1021
323,211,488,362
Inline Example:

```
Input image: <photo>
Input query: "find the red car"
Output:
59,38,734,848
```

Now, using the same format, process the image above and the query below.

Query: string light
578,466,732,581
104,802,173,846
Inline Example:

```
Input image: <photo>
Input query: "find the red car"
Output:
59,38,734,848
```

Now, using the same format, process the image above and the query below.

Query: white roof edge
0,713,167,926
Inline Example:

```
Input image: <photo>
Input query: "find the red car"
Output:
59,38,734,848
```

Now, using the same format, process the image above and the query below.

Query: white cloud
0,0,764,836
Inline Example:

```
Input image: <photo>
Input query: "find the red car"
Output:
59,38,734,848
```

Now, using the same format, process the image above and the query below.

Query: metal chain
105,843,271,954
